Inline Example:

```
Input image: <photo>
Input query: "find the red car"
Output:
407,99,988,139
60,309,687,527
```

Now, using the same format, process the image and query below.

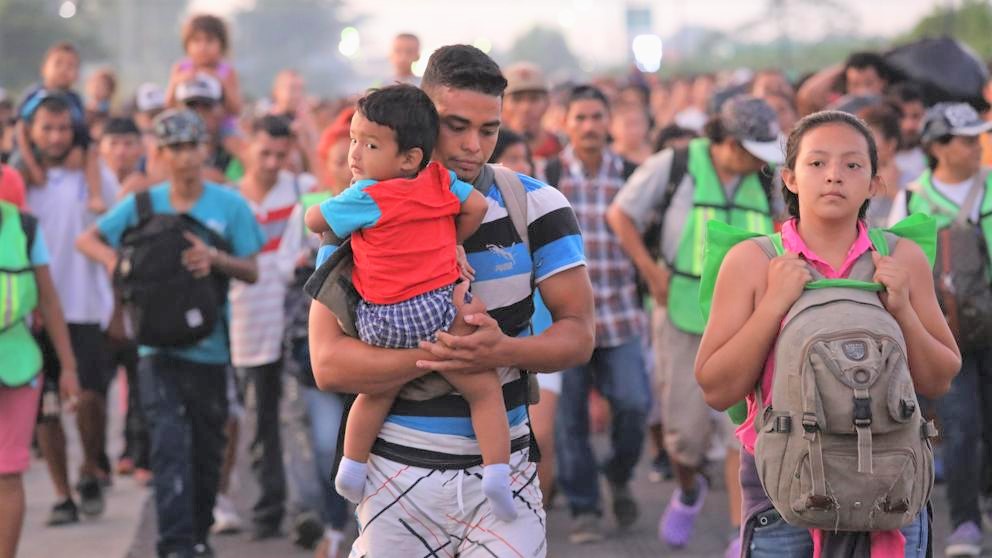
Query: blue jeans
283,337,349,529
138,354,228,558
555,337,650,515
937,347,992,530
748,507,929,557
302,387,350,529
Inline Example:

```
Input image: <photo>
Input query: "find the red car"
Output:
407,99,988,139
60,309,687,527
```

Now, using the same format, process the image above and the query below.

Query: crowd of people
3,10,992,558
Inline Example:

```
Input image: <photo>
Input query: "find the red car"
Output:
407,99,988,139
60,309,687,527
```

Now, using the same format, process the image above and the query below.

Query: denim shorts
747,506,929,558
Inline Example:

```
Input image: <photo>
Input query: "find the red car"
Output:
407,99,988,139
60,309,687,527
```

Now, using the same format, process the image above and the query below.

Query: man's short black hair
421,45,507,97
357,84,439,171
251,114,292,138
844,52,894,82
564,84,610,113
886,81,925,105
102,117,140,137
31,94,72,122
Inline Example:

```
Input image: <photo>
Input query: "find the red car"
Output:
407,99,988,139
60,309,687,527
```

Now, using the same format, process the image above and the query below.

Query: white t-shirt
26,165,119,327
933,176,982,222
228,170,317,367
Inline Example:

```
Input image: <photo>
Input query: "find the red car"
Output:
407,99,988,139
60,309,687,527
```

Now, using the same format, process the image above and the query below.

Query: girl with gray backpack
695,110,960,557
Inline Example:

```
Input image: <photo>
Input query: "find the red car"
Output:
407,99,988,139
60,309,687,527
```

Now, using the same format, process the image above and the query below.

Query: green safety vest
907,169,992,268
0,201,42,387
668,138,774,334
301,190,333,214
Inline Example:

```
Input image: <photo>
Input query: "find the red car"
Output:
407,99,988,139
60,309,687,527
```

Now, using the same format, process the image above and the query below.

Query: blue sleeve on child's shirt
448,171,474,204
318,180,382,238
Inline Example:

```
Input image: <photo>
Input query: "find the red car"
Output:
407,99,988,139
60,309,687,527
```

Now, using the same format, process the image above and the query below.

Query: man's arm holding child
416,266,594,374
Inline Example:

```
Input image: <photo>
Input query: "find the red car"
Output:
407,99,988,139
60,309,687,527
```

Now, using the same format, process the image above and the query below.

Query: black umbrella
885,36,989,106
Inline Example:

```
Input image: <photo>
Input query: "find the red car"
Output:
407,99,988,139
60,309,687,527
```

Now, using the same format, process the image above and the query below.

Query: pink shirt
736,218,874,454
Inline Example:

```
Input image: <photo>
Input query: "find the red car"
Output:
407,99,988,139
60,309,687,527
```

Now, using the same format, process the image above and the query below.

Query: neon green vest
0,201,42,387
301,191,333,213
668,138,774,334
907,169,992,269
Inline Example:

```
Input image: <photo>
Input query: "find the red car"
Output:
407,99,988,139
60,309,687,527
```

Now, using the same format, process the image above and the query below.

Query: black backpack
114,191,232,348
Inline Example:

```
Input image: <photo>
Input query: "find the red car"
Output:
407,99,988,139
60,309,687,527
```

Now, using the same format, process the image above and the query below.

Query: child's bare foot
87,194,107,214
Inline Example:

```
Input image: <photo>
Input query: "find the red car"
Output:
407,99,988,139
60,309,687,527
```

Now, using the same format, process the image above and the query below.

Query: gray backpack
751,234,936,532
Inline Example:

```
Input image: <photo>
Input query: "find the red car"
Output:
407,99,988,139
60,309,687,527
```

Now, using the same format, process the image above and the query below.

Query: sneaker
193,542,215,557
210,495,243,535
77,476,105,517
291,512,325,550
647,452,674,483
569,513,604,545
659,476,708,548
46,499,79,526
608,482,639,529
946,521,982,557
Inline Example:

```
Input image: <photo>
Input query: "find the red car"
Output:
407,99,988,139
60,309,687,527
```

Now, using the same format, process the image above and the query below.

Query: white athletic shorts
349,448,547,558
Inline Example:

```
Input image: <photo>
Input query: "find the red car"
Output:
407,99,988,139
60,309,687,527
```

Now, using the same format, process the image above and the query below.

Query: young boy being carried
303,85,518,521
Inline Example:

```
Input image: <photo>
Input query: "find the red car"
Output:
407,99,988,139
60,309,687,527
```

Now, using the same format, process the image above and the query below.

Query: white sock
482,464,517,521
334,457,367,504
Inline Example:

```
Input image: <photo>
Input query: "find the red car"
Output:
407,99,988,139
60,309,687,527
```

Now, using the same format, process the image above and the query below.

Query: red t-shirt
318,162,473,304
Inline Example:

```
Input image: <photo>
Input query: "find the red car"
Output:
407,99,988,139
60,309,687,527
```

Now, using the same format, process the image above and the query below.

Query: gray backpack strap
848,230,900,282
956,169,990,225
489,164,541,407
750,235,777,430
750,236,778,260
491,165,529,251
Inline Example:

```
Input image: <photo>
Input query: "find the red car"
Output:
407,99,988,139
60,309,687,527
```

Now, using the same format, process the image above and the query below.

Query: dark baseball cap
153,109,206,147
920,102,992,144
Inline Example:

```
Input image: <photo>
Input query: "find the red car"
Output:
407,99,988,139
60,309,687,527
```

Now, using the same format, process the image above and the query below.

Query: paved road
15,374,969,557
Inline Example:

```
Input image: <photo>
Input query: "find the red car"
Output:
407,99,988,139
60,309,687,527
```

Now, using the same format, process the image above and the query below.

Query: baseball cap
504,62,548,95
175,73,223,105
720,95,785,165
920,102,992,144
135,82,166,113
153,109,206,147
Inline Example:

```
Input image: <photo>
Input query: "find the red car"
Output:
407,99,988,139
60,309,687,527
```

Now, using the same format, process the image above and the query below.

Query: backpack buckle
853,396,872,427
801,413,818,433
774,415,792,433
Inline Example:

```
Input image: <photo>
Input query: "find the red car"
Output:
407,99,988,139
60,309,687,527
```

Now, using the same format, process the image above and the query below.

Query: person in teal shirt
77,109,263,558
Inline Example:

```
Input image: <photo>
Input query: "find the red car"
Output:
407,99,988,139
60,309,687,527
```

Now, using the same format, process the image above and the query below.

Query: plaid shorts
356,284,459,349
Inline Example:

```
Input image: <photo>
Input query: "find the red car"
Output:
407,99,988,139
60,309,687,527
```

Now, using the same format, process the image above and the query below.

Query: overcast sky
192,0,952,70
